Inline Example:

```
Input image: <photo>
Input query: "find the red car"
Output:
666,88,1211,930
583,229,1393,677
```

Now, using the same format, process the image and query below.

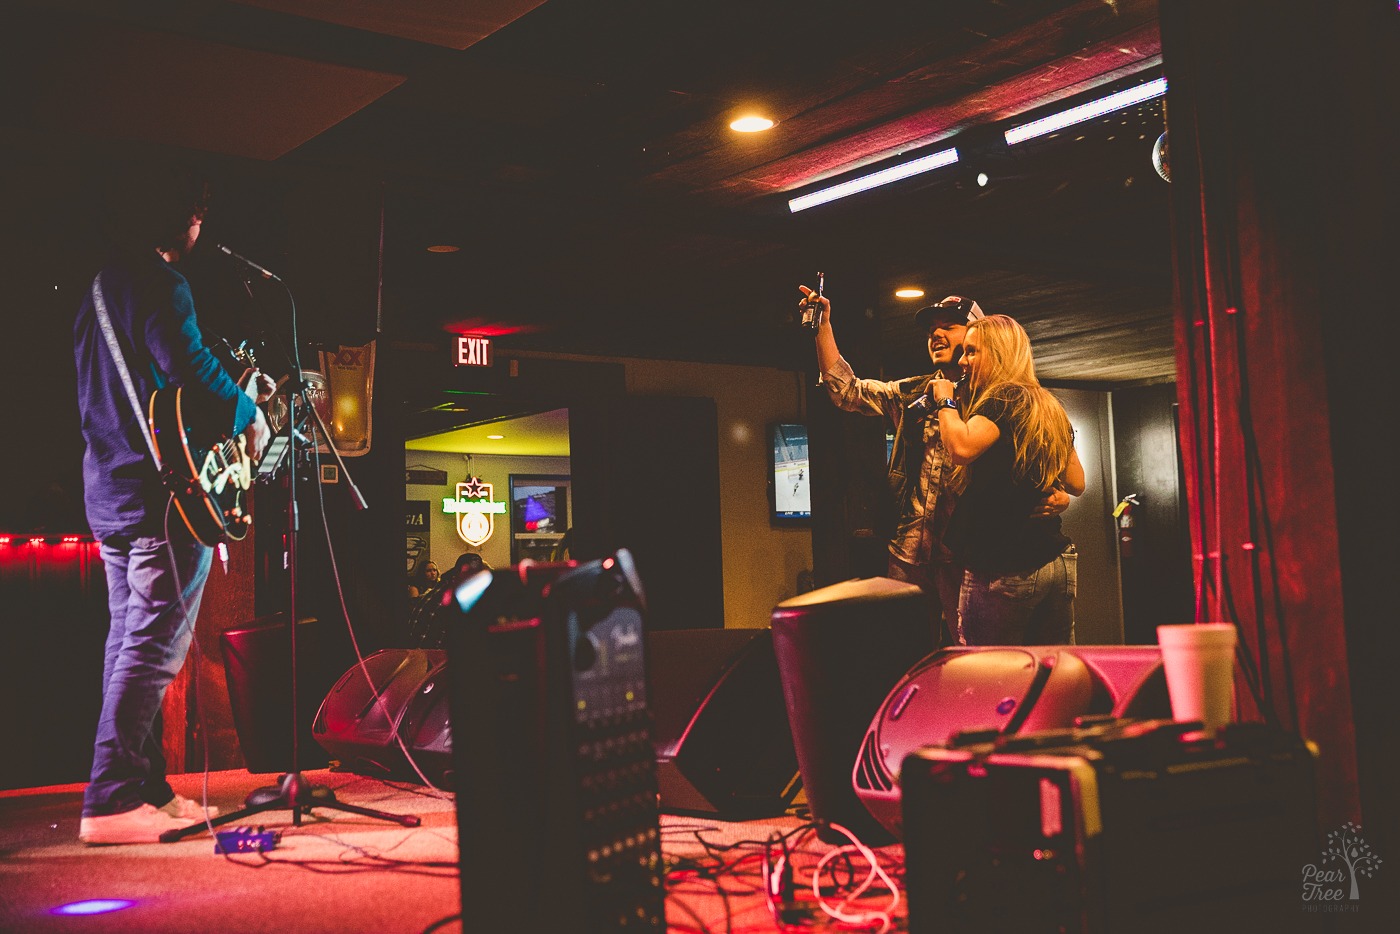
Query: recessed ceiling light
486,434,504,440
976,172,989,187
426,244,460,253
730,116,775,133
894,288,925,299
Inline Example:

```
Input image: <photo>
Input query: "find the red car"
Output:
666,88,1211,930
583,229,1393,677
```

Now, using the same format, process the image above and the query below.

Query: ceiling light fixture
788,147,960,213
976,172,989,187
486,434,504,440
894,288,925,299
730,115,775,133
426,244,461,253
1003,77,1167,146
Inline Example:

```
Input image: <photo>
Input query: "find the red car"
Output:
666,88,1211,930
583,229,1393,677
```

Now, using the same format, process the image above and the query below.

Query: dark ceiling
5,0,1175,387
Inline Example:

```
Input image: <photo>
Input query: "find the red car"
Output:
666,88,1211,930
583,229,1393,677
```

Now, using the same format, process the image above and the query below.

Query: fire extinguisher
1114,493,1141,559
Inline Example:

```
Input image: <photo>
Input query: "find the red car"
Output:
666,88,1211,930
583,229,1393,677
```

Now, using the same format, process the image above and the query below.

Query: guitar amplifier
901,719,1319,934
447,551,665,932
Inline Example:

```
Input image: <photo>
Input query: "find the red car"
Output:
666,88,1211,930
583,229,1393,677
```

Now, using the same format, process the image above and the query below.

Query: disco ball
1152,131,1170,183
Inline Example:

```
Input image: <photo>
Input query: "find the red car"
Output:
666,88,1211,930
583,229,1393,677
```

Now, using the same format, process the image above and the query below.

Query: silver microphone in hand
909,371,962,414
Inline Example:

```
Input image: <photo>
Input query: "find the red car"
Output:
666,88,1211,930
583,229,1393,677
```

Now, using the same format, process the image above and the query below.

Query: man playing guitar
74,164,272,844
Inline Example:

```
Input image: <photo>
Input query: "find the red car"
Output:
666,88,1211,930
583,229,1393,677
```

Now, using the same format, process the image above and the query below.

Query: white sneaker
160,795,220,821
79,803,197,845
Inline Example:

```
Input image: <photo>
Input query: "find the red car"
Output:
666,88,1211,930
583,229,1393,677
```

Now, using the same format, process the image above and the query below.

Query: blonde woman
927,315,1085,645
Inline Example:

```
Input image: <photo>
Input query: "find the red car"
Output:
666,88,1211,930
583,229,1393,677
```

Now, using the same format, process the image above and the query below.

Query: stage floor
0,769,907,933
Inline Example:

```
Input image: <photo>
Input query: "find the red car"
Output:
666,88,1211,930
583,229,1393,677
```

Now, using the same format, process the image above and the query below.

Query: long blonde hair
953,315,1074,493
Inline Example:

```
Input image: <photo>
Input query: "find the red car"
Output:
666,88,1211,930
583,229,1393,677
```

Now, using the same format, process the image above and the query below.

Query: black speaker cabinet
220,615,330,773
311,648,452,786
854,645,1170,840
771,577,937,844
448,553,665,933
648,628,800,819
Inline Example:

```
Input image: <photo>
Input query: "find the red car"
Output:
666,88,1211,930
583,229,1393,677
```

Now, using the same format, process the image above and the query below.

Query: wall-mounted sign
407,500,430,574
406,500,430,532
455,335,493,368
406,467,449,486
443,477,506,546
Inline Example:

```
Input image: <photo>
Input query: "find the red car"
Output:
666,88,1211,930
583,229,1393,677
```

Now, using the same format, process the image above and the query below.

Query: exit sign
455,335,493,367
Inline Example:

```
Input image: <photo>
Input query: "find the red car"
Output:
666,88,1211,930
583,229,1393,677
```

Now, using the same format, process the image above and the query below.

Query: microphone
213,243,282,282
909,371,962,414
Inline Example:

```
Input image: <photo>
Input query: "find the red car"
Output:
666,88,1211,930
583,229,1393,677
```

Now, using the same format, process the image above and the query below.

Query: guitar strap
89,271,163,468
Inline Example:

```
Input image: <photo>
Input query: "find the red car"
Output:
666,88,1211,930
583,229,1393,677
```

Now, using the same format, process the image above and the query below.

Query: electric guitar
147,341,263,546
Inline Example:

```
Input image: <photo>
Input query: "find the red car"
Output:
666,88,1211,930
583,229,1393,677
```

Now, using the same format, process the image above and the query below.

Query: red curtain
1161,1,1398,836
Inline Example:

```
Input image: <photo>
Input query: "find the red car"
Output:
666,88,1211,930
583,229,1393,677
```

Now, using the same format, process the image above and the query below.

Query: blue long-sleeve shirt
75,249,256,539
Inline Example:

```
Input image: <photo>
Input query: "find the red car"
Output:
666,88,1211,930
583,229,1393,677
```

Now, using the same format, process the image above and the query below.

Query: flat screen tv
768,423,811,524
509,475,571,564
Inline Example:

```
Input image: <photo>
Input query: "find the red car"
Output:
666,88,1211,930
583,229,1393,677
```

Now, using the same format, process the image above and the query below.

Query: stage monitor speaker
853,644,1170,840
310,648,452,786
771,577,937,845
220,615,329,773
648,627,800,819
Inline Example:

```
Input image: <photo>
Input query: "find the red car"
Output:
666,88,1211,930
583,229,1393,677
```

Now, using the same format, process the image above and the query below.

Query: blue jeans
888,555,965,648
958,547,1077,646
83,530,212,817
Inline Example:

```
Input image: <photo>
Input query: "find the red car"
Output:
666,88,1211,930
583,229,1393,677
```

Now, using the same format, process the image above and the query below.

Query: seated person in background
928,314,1085,646
406,556,472,650
549,527,573,562
453,552,489,577
407,559,440,599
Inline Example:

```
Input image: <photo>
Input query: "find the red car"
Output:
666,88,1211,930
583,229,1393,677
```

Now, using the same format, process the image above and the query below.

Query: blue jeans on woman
82,530,212,818
957,547,1077,646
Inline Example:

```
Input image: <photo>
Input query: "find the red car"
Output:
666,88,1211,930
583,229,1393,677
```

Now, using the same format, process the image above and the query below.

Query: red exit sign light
455,335,493,367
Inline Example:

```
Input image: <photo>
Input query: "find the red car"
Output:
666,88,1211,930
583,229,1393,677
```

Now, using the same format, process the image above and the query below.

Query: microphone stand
162,268,415,842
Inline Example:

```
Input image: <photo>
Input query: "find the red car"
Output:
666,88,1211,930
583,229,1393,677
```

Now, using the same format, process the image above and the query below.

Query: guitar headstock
232,340,259,372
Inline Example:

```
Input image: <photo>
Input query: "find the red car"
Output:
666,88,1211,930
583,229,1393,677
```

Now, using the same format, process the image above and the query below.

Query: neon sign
442,477,506,546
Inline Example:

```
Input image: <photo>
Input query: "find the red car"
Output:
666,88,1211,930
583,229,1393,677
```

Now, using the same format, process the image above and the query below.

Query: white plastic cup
1156,623,1238,730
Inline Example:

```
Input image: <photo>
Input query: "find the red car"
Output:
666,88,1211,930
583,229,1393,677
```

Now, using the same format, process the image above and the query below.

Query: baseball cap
915,295,985,329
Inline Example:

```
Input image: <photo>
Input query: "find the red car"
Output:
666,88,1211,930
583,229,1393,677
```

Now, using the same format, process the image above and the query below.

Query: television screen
769,423,811,523
514,489,560,532
510,475,571,564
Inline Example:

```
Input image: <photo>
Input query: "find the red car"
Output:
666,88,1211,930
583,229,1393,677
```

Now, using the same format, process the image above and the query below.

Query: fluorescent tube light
788,147,959,213
1004,77,1167,146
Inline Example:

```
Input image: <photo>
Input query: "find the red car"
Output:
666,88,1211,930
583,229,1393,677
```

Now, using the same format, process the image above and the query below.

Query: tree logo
1302,822,1382,910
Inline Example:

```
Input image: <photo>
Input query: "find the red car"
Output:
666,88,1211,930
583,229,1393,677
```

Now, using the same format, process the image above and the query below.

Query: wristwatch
934,398,959,413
